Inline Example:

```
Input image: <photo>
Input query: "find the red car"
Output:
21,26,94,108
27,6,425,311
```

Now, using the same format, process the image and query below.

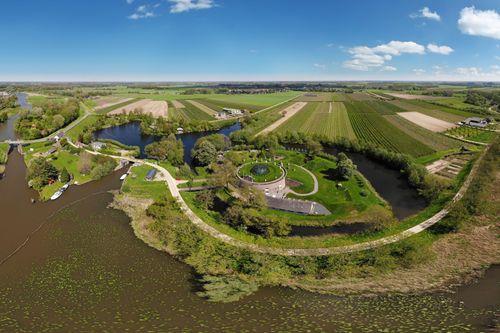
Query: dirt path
256,102,307,136
186,100,217,115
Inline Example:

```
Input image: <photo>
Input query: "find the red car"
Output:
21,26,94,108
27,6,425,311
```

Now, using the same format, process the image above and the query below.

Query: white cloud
128,4,156,19
169,0,214,13
410,7,441,21
427,43,454,55
343,40,425,71
381,66,397,72
458,7,500,40
495,56,500,61
412,69,426,75
456,67,481,76
126,0,134,4
313,63,326,70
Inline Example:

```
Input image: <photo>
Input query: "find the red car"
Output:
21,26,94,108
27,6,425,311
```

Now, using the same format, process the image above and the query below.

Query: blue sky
0,0,499,81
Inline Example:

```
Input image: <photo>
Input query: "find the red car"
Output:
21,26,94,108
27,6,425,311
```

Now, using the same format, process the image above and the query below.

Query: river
0,93,31,141
0,150,497,332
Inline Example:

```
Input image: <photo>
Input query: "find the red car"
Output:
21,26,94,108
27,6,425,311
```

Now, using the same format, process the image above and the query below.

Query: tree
145,134,184,166
26,157,59,190
336,152,356,180
59,167,71,183
195,190,215,210
192,140,217,166
305,138,322,159
209,160,236,188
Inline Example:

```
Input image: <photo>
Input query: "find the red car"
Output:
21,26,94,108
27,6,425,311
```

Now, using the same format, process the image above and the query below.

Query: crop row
345,102,434,157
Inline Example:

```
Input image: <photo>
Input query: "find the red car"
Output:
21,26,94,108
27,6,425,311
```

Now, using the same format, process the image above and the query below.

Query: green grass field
66,114,100,141
345,101,434,157
284,164,315,194
121,165,168,201
384,114,462,151
276,102,356,141
0,143,9,164
238,162,283,183
50,150,93,184
177,102,214,121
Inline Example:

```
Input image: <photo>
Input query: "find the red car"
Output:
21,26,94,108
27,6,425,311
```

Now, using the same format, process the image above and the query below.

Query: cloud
326,43,335,48
410,7,441,21
381,66,397,72
456,67,482,76
126,0,134,4
427,43,454,55
169,0,214,13
343,40,425,71
313,63,326,70
128,4,156,19
458,7,500,40
412,69,426,75
495,56,500,61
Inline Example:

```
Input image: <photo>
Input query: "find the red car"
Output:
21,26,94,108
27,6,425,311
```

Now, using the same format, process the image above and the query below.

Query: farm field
446,126,497,143
384,114,462,151
94,97,133,110
175,102,214,121
297,93,332,102
171,100,185,108
187,100,218,115
96,98,140,114
397,112,457,132
384,93,437,100
388,99,475,122
345,92,375,101
345,101,434,157
200,91,300,107
275,102,356,141
108,99,168,118
257,102,308,136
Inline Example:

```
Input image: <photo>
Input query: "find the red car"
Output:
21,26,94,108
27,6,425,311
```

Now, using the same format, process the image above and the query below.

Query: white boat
50,189,64,201
61,183,70,190
120,174,127,181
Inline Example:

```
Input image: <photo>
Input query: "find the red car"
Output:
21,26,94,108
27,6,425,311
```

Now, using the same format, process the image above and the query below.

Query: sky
0,0,499,82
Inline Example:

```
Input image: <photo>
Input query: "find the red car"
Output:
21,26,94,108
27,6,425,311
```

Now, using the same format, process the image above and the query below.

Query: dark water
0,151,498,332
16,92,32,110
94,122,241,165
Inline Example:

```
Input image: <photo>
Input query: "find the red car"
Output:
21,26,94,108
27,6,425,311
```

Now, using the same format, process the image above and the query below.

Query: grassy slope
0,143,9,164
285,164,315,194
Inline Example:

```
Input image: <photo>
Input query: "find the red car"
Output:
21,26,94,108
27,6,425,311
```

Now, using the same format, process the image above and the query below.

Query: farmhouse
90,141,106,151
463,117,488,128
217,108,243,119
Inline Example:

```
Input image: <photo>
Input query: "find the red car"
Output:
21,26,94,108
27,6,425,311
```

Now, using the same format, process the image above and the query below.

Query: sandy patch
426,160,450,173
386,93,436,100
186,100,217,115
108,99,168,118
171,100,185,109
397,112,457,132
95,97,134,110
256,102,308,136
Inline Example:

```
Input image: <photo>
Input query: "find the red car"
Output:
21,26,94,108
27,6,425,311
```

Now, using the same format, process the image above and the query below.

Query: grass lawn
66,114,100,141
284,164,315,194
121,164,168,201
238,162,283,183
446,127,497,143
50,150,93,185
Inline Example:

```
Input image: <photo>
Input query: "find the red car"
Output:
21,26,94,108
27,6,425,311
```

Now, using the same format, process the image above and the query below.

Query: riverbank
108,136,499,298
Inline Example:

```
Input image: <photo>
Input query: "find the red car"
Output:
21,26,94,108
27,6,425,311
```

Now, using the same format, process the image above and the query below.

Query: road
287,164,319,197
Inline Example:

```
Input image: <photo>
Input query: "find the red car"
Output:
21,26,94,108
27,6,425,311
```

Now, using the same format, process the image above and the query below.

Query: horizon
1,0,499,81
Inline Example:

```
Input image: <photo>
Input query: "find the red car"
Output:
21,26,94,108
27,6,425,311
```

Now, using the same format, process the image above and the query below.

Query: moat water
0,151,498,332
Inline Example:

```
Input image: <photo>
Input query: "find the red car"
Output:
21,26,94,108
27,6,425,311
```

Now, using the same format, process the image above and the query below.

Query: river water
0,93,31,141
94,122,241,165
0,150,498,332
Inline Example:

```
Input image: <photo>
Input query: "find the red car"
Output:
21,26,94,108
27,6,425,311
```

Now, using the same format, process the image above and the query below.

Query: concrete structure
237,163,287,198
266,197,330,215
463,117,488,128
